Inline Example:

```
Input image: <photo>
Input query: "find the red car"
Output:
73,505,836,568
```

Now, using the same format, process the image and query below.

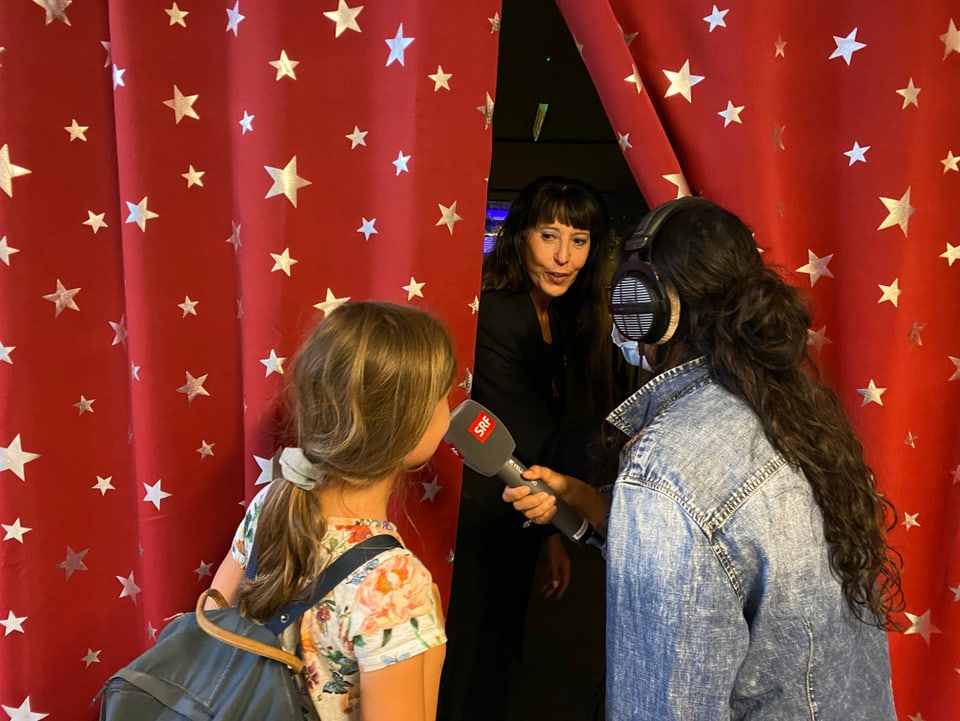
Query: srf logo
469,411,495,443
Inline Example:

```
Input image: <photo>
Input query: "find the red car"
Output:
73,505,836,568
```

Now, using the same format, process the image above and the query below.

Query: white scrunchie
279,447,323,491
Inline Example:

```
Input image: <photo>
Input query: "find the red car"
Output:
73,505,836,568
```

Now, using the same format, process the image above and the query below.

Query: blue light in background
484,202,511,255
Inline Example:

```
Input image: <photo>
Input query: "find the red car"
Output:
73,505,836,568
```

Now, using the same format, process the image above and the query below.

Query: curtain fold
558,1,959,718
0,2,501,717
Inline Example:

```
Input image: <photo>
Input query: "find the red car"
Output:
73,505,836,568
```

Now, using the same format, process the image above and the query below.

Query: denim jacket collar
606,356,711,436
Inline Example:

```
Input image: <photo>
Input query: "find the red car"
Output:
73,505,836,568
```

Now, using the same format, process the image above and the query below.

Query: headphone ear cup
609,255,679,344
610,197,709,345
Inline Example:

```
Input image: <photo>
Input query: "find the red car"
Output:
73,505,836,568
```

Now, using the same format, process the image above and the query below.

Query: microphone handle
497,457,597,545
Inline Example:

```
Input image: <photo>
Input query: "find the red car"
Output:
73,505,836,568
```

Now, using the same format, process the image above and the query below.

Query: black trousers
437,473,548,721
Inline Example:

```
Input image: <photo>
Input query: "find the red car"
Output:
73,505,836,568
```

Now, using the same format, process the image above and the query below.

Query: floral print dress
230,483,446,721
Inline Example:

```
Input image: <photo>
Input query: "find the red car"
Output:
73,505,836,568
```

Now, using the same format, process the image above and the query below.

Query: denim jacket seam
623,460,788,609
653,374,714,420
803,618,820,721
623,477,710,530
708,455,790,529
709,536,745,604
615,375,716,466
607,357,710,434
620,477,748,604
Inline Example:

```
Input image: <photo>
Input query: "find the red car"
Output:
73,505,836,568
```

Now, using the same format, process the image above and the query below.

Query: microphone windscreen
444,399,516,476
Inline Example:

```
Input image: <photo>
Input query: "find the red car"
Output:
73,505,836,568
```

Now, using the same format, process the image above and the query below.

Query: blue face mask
611,326,653,371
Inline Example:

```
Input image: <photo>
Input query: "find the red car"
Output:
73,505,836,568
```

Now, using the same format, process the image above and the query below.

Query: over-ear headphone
608,196,714,344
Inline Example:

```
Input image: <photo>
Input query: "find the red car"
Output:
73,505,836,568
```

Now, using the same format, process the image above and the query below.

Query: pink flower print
317,603,331,623
354,555,433,636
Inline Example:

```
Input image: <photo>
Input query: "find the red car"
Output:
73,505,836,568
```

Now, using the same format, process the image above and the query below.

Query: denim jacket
603,357,896,720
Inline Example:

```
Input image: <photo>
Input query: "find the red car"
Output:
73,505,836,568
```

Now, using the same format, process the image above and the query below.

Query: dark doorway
485,2,643,720
488,0,646,236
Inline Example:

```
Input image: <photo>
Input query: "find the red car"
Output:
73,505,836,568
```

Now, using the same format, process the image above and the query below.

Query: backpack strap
194,536,403,672
195,589,306,672
263,534,403,635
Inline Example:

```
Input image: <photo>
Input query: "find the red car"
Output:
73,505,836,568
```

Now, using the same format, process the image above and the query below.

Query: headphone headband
624,196,718,254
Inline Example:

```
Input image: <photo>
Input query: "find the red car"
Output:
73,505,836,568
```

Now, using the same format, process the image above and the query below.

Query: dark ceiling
487,0,647,233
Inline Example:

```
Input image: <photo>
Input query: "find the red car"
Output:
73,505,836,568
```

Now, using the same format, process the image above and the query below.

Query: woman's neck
529,288,552,343
315,476,393,520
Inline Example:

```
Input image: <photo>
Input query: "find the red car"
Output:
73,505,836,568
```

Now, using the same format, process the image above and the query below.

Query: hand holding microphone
444,399,603,546
503,465,567,526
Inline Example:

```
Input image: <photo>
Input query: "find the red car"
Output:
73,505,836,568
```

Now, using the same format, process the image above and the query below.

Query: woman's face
522,219,591,301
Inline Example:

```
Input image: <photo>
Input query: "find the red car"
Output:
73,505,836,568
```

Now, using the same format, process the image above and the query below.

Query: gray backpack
96,535,401,720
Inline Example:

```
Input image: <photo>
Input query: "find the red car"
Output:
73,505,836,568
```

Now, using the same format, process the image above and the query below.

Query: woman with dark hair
505,197,903,720
438,177,619,721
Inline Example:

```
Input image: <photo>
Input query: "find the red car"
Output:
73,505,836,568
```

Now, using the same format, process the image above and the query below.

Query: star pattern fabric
421,475,442,503
239,110,254,134
253,454,273,486
165,3,188,28
829,28,867,65
64,119,88,141
796,250,834,286
555,2,959,717
877,187,915,236
1,611,26,636
0,144,32,198
124,196,159,232
83,211,108,233
844,141,869,165
259,349,286,376
385,24,415,66
436,201,464,234
32,0,71,26
0,29,498,720
162,85,199,123
717,100,744,127
429,66,453,91
896,78,921,109
269,50,299,81
264,156,311,207
176,372,209,404
2,518,32,543
57,546,89,579
5,0,955,717
703,5,728,32
41,280,81,316
663,59,704,102
324,1,363,37
313,288,351,316
345,126,368,148
357,217,377,240
0,236,19,265
0,697,48,721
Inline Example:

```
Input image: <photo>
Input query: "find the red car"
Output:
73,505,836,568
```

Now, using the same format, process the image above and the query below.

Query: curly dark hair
482,176,617,419
647,199,903,628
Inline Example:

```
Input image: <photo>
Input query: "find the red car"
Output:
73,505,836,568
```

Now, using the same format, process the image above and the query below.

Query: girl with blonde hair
209,300,457,721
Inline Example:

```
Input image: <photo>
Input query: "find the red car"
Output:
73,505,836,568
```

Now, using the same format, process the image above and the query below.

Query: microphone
444,399,603,546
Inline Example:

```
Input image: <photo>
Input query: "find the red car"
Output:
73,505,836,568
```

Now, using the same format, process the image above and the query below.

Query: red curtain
0,1,501,717
557,0,960,718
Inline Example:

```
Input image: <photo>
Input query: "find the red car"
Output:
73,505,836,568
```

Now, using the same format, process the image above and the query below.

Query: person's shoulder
343,548,436,622
478,290,536,336
479,289,529,315
249,481,274,507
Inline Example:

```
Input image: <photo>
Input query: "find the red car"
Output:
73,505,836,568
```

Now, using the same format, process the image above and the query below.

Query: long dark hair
482,176,616,420
649,199,903,628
